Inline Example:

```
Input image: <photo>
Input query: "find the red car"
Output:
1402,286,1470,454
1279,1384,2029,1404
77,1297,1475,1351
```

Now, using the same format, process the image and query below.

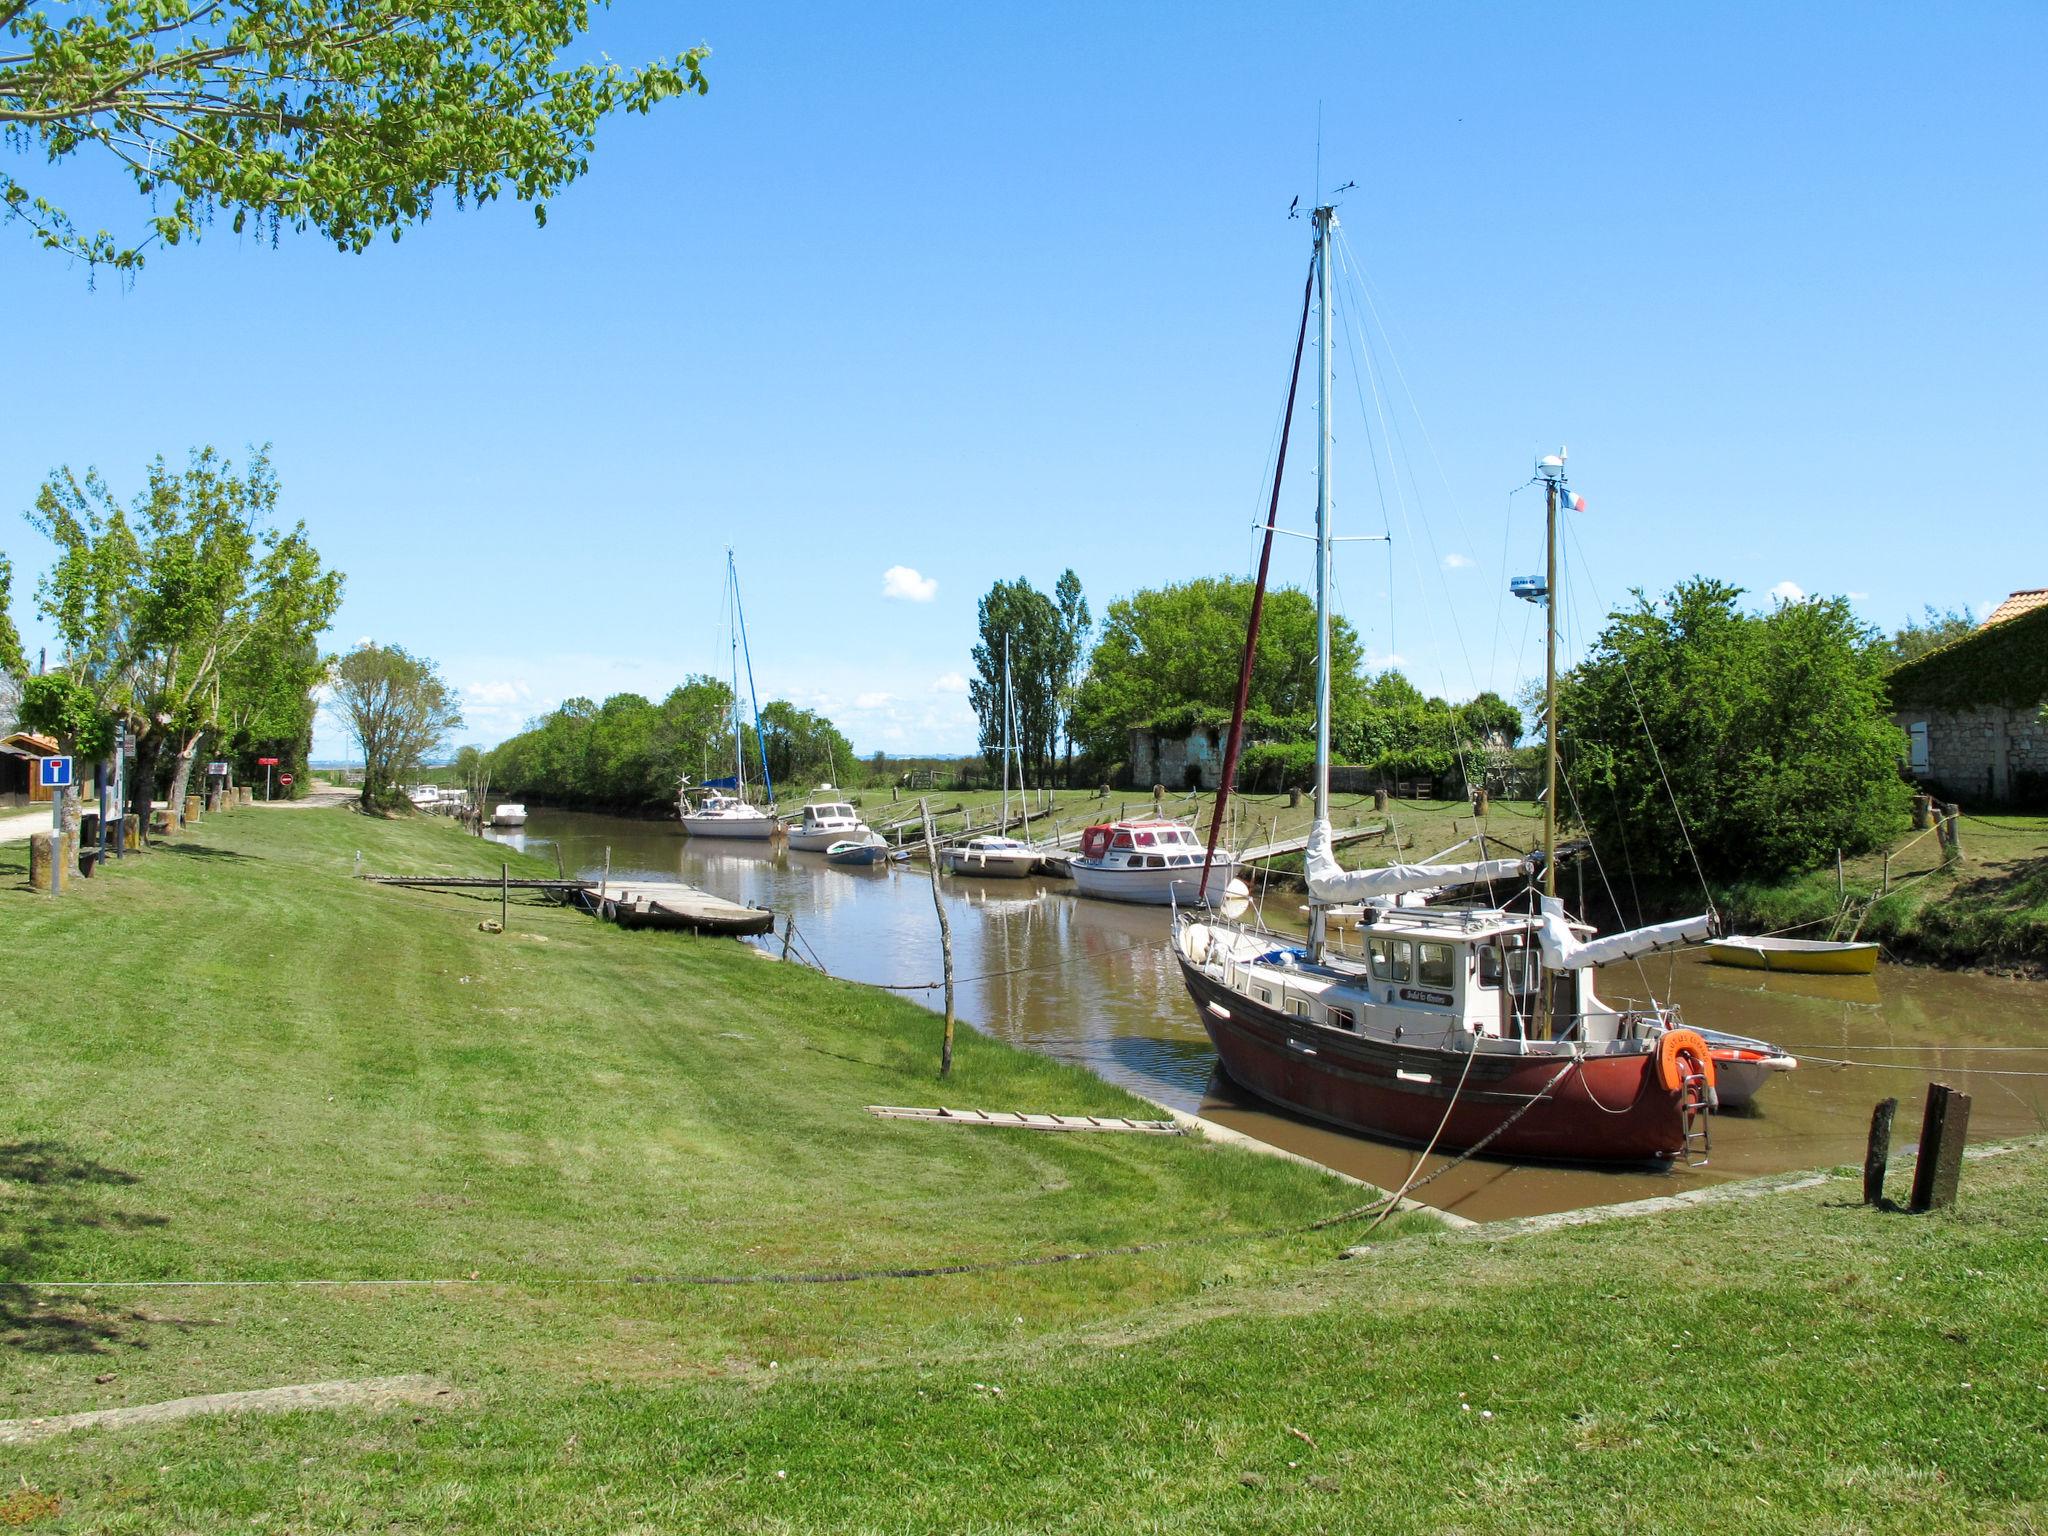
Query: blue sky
5,1,2043,758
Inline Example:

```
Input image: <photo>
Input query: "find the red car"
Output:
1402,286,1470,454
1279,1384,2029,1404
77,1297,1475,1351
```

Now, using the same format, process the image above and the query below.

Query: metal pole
50,782,63,896
266,762,273,802
1309,203,1335,960
1542,475,1559,899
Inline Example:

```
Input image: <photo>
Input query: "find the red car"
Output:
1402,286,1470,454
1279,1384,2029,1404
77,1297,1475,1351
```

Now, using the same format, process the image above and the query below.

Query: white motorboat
787,798,873,852
489,803,527,828
681,789,776,840
1694,1026,1798,1110
944,834,1040,879
1068,819,1244,906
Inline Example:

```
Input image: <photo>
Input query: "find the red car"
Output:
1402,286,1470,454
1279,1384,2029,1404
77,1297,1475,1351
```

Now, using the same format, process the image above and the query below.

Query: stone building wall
1127,728,1226,790
1896,703,2048,806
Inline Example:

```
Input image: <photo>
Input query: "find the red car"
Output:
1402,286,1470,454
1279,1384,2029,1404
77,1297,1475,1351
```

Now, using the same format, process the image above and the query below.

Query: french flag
1562,486,1587,512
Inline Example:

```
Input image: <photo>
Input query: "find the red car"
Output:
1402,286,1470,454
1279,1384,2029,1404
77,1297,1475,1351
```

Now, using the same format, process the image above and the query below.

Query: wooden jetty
578,879,775,937
358,873,773,938
1237,821,1388,864
866,1105,1183,1135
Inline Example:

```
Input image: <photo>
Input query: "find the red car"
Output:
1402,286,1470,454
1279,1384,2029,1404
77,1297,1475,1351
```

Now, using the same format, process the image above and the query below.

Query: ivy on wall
1887,604,2048,710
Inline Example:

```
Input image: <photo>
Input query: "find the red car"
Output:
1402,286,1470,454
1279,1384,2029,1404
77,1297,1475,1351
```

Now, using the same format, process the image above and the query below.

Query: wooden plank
865,1105,1181,1135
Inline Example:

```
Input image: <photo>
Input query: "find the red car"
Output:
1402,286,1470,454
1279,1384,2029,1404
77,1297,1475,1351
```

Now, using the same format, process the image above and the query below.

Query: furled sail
1536,895,1714,970
1303,820,1531,904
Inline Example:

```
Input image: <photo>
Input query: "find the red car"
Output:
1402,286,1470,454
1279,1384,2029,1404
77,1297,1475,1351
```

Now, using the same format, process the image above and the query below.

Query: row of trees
2,448,343,831
485,682,855,811
967,571,1091,787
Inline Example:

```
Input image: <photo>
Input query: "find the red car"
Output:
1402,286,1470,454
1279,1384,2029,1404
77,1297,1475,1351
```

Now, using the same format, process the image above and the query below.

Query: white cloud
931,671,969,694
464,680,532,707
1767,581,1807,604
1846,591,1869,601
855,690,895,710
1442,553,1474,570
1366,651,1407,670
882,565,938,602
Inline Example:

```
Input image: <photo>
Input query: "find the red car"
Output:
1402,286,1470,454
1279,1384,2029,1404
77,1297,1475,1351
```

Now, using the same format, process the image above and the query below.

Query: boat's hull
681,814,776,840
944,847,1039,879
1695,1027,1797,1110
1070,860,1236,906
1177,955,1686,1164
825,841,888,867
1705,938,1878,975
788,826,873,852
490,812,526,828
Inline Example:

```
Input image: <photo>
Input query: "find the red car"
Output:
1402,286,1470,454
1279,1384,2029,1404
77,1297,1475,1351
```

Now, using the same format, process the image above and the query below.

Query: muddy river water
489,808,2048,1221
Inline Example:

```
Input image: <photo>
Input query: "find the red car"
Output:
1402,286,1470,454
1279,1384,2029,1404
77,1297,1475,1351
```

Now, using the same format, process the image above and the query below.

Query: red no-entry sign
279,773,294,786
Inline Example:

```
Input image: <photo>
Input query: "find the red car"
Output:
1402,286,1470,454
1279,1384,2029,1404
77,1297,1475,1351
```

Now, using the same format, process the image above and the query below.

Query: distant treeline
485,678,856,811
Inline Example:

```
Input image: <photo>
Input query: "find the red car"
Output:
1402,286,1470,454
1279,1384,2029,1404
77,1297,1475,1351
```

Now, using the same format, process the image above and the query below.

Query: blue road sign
39,755,72,789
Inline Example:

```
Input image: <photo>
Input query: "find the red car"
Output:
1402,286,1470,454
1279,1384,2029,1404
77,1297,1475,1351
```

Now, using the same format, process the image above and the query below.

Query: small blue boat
825,838,889,867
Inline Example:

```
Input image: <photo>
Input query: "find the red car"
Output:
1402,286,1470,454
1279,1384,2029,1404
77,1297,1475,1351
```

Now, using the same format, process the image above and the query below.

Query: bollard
1911,794,1933,831
1288,787,1301,809
1373,789,1388,812
1863,1097,1898,1205
28,832,54,893
1471,789,1489,818
123,813,141,850
1908,1083,1972,1213
184,794,202,824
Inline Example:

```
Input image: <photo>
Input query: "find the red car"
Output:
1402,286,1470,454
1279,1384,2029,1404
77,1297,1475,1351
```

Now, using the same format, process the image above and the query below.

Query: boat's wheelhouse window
1368,938,1412,983
1477,946,1503,989
1417,943,1455,989
1111,833,1134,850
1135,831,1156,847
1290,998,1309,1018
1327,1007,1354,1031
1503,947,1540,995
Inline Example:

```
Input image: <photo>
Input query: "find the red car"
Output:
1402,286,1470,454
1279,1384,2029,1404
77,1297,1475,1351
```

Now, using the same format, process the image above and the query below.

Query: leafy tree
17,672,113,757
1560,578,1909,884
1458,690,1523,750
2,0,709,273
29,446,341,833
969,577,1067,788
1069,577,1365,768
328,643,462,808
0,554,23,679
1883,605,1977,665
652,675,739,791
757,701,853,792
1051,570,1091,780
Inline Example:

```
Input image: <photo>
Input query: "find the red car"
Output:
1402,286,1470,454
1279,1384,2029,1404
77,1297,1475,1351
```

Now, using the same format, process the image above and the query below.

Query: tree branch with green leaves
2,0,708,272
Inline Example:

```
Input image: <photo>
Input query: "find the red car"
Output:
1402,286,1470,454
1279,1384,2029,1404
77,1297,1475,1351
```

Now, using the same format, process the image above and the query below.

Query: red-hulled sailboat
1172,202,1721,1167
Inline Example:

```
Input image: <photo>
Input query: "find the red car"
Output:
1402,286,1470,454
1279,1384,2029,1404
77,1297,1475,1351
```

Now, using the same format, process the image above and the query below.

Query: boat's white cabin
1188,905,1661,1053
799,802,861,827
1077,819,1219,870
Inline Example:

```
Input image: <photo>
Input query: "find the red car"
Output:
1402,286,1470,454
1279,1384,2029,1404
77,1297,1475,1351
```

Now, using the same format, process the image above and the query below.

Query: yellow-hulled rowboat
1704,935,1880,976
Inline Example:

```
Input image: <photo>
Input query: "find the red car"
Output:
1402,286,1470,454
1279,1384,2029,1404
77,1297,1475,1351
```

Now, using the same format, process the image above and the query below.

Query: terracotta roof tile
1982,589,2048,627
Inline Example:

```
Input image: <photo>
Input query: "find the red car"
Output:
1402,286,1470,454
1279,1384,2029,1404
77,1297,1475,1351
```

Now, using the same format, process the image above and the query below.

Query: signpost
258,756,281,801
40,755,72,896
115,730,135,857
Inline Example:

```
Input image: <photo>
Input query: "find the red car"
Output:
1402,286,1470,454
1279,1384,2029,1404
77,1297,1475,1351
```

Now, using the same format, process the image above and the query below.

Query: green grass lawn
2,803,2043,1532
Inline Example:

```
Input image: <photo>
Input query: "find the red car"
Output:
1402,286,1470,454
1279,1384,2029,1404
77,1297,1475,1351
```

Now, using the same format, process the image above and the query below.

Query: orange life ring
1657,1029,1716,1095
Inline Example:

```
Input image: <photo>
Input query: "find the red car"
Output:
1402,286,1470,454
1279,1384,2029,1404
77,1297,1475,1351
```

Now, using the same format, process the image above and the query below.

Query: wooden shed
0,731,61,809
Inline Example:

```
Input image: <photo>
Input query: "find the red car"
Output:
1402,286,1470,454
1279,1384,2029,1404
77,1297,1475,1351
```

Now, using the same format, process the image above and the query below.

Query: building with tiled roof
1982,588,2048,628
1889,601,2048,806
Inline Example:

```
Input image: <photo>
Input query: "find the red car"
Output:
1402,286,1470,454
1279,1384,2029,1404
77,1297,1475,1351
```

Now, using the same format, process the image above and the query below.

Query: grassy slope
2,805,2044,1532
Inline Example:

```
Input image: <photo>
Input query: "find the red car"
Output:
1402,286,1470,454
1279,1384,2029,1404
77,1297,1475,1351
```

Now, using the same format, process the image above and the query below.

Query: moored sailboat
1172,202,1723,1166
681,551,779,841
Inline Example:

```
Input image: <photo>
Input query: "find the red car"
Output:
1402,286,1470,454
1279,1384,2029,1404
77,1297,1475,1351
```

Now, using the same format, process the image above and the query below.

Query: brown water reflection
492,808,2048,1221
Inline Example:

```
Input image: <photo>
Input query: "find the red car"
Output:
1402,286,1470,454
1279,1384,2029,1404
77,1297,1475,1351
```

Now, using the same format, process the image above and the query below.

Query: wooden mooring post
500,861,509,931
1908,1082,1972,1213
1862,1096,1898,1205
918,798,956,1077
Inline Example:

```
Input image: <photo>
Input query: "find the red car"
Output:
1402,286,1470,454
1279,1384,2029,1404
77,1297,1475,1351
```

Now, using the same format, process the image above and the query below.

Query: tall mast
727,550,745,797
1540,456,1561,898
1000,633,1012,837
1310,204,1336,960
731,552,773,807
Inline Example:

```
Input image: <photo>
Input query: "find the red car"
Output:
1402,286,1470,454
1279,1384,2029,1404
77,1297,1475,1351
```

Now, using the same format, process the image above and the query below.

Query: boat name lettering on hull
1398,987,1454,1007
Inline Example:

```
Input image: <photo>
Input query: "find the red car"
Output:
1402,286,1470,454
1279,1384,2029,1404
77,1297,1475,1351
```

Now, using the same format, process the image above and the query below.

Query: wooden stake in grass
919,797,955,1078
500,861,509,932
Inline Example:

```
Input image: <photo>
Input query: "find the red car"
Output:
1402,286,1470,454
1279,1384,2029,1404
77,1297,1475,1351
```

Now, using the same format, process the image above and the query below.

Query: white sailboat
681,551,778,841
945,635,1042,880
